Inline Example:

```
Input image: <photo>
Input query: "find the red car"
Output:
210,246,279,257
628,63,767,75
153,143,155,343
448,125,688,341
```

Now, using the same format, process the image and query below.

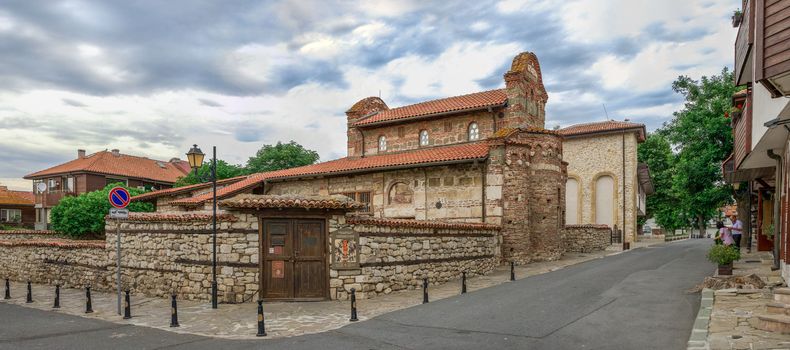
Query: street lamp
186,144,218,309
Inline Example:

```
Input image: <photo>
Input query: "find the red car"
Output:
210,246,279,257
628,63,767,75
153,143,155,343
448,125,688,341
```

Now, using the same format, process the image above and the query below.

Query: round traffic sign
108,187,131,209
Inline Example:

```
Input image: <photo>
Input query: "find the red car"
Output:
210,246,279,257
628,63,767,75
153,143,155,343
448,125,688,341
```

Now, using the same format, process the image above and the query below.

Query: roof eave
353,103,506,128
175,155,489,207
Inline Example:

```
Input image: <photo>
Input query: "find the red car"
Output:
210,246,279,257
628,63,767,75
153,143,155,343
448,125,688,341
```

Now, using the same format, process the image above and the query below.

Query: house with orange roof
132,52,578,300
558,120,653,243
24,148,190,229
0,185,35,228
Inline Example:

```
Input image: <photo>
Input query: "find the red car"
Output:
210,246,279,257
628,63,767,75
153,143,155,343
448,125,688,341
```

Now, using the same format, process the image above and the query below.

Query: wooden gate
260,218,328,301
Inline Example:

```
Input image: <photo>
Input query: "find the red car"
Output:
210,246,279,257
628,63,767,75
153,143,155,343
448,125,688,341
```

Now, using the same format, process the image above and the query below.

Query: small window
378,136,387,152
336,191,372,213
468,122,480,141
419,130,429,146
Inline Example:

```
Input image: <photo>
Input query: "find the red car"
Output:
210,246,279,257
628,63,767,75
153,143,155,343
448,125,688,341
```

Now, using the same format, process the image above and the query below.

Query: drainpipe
767,149,782,271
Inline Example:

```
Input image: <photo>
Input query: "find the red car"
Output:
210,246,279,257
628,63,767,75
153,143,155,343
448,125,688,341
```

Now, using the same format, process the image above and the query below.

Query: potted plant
707,244,741,275
730,106,742,120
732,9,743,28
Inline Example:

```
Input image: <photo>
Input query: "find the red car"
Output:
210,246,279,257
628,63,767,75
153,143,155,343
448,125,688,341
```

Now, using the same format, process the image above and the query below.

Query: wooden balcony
35,191,76,208
735,0,753,85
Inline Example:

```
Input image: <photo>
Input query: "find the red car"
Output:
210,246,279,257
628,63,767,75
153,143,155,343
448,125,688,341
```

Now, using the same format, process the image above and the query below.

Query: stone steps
756,314,790,334
766,302,790,316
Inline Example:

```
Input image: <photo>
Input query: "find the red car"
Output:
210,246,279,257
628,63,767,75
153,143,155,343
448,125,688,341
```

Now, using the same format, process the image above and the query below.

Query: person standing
728,214,743,251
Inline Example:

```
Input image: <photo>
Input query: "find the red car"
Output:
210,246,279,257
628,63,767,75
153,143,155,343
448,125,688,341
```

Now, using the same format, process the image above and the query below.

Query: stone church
129,52,581,301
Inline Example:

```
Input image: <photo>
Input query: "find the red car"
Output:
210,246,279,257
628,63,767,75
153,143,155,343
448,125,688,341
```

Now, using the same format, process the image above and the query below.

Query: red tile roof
221,194,365,210
170,142,490,206
558,120,646,142
353,89,507,127
24,151,190,184
564,224,611,229
0,186,34,206
0,239,104,249
347,217,501,231
131,175,249,201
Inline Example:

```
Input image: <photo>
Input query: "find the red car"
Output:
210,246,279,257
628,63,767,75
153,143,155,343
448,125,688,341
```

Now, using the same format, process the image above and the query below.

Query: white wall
565,178,579,224
595,175,614,227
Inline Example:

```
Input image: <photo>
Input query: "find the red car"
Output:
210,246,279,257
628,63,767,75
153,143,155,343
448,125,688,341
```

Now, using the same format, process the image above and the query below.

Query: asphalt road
0,239,713,350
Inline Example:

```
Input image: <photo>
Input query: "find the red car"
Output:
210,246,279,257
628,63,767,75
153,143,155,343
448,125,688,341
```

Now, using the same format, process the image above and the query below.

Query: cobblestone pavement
708,251,790,350
0,239,668,340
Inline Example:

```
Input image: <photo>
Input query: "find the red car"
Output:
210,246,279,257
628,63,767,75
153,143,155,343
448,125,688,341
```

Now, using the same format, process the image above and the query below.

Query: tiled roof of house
24,150,190,184
221,194,365,210
169,142,490,206
131,175,249,201
353,89,507,127
0,186,34,206
115,212,239,223
558,120,646,142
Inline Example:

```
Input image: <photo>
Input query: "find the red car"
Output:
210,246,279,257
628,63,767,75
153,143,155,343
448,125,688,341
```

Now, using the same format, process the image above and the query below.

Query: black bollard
461,271,467,294
349,288,359,322
170,294,180,327
4,278,9,299
85,286,93,314
422,278,429,304
26,281,32,303
123,290,131,319
510,261,516,281
256,299,267,337
53,285,60,309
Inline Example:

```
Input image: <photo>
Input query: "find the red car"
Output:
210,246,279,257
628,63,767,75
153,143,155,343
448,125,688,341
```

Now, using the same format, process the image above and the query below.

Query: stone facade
329,217,500,299
562,225,611,253
562,131,641,242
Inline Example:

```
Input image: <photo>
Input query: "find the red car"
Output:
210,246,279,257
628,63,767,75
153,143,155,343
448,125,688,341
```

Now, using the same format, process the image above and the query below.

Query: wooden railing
735,1,752,84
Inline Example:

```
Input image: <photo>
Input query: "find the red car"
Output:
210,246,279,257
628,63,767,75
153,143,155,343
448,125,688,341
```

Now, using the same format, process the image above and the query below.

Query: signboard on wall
331,228,360,270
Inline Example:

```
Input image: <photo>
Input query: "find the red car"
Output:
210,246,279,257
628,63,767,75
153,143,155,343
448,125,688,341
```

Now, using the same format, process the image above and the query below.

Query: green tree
665,68,738,236
50,184,154,238
173,160,247,187
637,131,685,232
245,141,320,173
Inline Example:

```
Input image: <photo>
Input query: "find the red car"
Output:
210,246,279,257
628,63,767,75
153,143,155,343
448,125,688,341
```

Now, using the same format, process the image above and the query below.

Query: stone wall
0,240,108,290
563,132,640,242
0,230,58,240
108,212,259,303
267,164,486,223
562,225,611,253
331,217,501,300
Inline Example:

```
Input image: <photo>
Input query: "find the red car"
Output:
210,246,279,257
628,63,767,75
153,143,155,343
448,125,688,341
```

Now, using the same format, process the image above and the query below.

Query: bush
50,183,154,238
706,244,741,266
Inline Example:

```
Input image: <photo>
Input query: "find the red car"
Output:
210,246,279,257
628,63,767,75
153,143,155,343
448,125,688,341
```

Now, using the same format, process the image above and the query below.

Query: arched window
595,175,615,227
468,122,479,141
419,130,429,146
565,178,579,225
378,135,387,152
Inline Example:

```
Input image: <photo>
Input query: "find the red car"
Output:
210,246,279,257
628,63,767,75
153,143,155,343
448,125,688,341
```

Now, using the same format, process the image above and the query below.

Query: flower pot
718,263,733,275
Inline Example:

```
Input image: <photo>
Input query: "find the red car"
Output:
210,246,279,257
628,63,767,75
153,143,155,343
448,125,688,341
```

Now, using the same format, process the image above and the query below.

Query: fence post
26,281,32,303
4,278,9,299
53,285,60,309
256,300,267,337
510,262,515,281
85,286,93,314
123,290,131,319
461,271,467,294
422,278,429,304
349,288,359,322
170,294,179,327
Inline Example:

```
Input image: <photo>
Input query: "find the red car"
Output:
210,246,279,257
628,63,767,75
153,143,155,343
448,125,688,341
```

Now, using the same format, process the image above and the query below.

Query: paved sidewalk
707,251,790,350
0,240,668,339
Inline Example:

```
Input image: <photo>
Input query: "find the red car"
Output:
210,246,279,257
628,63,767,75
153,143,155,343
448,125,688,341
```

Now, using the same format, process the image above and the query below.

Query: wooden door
294,220,326,299
261,218,327,300
262,219,293,299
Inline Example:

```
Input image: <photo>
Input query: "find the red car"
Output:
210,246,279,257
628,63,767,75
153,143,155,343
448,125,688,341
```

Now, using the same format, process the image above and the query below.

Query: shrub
50,183,154,238
706,244,741,266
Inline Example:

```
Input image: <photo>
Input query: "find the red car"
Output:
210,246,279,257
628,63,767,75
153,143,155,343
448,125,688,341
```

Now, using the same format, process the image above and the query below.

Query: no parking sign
108,187,131,209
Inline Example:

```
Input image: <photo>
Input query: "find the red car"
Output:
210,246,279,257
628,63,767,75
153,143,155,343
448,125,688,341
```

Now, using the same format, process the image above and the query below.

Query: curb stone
687,288,713,350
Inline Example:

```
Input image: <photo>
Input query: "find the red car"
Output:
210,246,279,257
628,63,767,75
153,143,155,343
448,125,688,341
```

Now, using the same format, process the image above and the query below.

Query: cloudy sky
0,0,736,190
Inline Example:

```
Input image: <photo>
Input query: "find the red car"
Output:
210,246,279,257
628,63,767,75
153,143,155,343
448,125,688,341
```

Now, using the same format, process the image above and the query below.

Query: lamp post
186,144,218,309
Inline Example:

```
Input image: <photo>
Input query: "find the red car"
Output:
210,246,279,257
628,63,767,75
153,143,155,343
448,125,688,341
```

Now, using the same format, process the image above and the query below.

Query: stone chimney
77,149,86,159
502,52,548,129
345,97,388,157
111,149,120,157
